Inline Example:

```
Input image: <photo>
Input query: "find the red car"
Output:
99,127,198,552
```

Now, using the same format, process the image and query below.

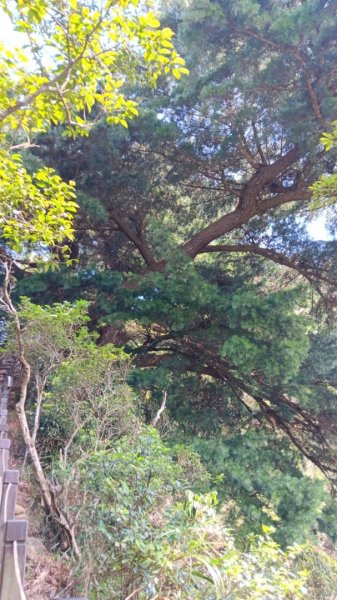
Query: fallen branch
152,391,167,427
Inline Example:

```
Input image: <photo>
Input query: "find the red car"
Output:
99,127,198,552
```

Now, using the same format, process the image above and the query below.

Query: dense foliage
0,0,187,254
2,0,337,598
6,298,315,598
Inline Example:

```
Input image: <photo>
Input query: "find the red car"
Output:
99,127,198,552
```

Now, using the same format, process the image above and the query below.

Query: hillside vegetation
1,0,337,598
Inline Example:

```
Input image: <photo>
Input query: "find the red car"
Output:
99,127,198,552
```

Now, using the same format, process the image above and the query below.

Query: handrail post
0,424,8,441
0,520,28,600
0,414,7,432
0,471,19,526
0,376,8,400
0,441,11,501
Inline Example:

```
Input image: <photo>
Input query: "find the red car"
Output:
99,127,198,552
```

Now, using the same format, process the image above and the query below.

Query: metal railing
0,359,28,600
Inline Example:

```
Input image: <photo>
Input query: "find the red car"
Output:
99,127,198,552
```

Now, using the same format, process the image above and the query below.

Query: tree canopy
20,0,337,476
2,0,337,597
0,0,187,253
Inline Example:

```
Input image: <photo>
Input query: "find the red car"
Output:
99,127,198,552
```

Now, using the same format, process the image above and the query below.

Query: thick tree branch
200,243,333,287
131,333,337,479
181,146,305,258
238,145,300,210
182,185,310,258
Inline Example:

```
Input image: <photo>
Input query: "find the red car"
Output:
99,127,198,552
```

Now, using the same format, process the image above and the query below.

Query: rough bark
182,146,307,258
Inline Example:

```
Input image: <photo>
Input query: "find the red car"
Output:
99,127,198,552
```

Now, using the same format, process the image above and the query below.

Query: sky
307,214,331,241
0,10,24,47
0,9,334,243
